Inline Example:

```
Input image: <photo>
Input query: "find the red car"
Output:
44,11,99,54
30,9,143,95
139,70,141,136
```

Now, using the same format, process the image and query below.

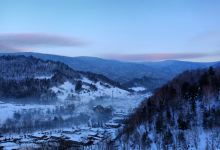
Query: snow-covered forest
115,67,220,149
0,55,150,149
0,55,220,150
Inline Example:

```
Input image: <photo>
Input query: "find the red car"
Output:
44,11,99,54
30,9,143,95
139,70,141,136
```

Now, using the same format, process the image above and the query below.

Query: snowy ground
51,78,130,103
130,86,147,92
0,90,151,150
34,75,53,80
0,102,55,123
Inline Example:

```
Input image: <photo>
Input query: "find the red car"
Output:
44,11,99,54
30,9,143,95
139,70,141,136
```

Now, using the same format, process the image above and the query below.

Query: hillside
1,52,216,91
123,76,163,92
0,55,147,150
0,55,128,102
115,66,220,149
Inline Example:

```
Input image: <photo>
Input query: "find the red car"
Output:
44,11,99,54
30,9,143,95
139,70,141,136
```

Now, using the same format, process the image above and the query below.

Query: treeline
123,76,165,91
118,66,220,149
0,55,128,101
0,78,53,99
124,67,220,132
0,104,91,134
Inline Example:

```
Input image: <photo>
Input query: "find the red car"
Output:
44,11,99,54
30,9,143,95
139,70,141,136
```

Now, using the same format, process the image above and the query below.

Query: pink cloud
0,33,86,52
103,53,214,61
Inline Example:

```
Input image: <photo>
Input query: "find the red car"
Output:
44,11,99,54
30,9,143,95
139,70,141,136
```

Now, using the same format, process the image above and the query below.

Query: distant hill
122,76,163,91
0,52,217,91
0,55,128,102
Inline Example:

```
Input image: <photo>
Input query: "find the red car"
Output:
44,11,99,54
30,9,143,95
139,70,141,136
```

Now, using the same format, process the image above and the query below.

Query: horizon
0,51,219,63
0,0,220,62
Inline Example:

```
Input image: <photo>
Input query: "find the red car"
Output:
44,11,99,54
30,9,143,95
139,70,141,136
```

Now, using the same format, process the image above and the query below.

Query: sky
0,0,220,62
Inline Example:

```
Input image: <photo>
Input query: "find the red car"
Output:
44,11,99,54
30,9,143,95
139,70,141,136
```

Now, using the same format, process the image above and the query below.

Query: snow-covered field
0,86,151,150
0,102,55,123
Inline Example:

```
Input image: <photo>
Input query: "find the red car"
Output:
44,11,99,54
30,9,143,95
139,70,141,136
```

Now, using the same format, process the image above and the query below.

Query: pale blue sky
0,0,220,61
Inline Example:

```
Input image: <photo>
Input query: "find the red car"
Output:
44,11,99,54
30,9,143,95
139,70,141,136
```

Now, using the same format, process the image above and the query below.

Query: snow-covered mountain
114,66,220,149
1,54,219,149
1,52,217,91
0,55,146,150
0,55,129,102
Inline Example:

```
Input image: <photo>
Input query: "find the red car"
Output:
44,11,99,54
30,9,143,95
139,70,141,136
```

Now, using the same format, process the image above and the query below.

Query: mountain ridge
0,52,218,91
0,55,129,102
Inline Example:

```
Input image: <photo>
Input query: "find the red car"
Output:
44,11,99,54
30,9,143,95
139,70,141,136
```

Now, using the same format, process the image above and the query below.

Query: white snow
34,75,53,79
0,77,153,150
81,77,94,84
0,91,152,150
0,103,55,123
0,142,20,150
51,81,75,101
51,80,130,103
130,86,146,92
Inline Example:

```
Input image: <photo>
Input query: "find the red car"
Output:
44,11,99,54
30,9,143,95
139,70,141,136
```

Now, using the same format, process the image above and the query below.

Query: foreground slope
116,66,220,149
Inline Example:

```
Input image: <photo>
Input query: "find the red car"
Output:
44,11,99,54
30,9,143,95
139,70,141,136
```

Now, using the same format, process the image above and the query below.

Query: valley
1,1,219,149
0,55,219,150
0,93,150,149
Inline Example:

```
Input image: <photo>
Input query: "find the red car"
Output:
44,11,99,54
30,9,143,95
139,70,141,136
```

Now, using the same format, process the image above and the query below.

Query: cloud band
0,33,85,52
103,53,218,61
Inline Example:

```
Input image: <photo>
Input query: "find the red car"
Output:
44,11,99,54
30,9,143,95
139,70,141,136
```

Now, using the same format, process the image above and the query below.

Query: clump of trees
75,80,82,92
0,103,93,134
